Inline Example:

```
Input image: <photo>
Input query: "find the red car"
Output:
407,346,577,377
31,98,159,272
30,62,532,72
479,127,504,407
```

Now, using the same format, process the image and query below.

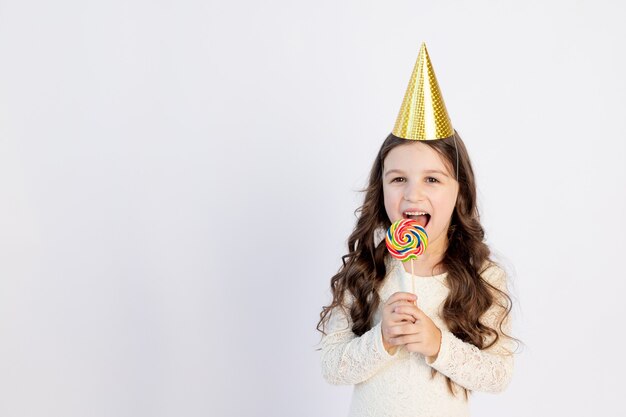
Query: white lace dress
319,256,514,417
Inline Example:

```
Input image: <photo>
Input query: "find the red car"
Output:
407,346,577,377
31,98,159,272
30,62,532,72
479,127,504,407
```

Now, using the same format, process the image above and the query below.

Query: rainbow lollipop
386,218,428,295
385,218,428,262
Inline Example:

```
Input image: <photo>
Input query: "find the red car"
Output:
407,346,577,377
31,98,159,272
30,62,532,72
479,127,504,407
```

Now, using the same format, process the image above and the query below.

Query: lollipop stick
411,259,415,301
384,218,428,308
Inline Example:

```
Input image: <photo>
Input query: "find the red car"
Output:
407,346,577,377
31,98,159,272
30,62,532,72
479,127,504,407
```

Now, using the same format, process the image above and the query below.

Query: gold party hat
392,43,454,140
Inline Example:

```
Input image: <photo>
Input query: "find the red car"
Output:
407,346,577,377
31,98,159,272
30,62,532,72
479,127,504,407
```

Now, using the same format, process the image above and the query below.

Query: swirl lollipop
386,218,428,294
386,218,428,261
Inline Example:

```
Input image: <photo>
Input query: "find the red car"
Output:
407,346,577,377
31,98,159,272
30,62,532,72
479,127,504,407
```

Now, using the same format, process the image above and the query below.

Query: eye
391,177,406,183
426,177,439,183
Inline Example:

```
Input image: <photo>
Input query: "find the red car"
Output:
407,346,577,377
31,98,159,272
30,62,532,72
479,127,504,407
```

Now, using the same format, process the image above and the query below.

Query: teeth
405,211,428,216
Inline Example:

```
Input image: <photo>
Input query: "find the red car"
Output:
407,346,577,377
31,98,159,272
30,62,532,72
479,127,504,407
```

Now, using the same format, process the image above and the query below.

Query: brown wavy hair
316,131,518,399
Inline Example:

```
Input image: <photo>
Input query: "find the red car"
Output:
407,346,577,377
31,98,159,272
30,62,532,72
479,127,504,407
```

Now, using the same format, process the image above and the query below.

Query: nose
403,181,425,203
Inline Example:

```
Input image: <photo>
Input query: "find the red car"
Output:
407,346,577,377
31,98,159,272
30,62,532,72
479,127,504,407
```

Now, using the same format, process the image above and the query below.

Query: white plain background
1,1,625,416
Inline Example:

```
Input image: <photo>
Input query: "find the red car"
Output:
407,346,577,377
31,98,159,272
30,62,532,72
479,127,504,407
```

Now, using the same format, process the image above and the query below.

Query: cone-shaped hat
392,43,454,140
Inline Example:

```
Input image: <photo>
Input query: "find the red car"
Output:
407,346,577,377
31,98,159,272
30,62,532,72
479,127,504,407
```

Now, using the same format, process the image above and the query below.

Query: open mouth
403,211,430,228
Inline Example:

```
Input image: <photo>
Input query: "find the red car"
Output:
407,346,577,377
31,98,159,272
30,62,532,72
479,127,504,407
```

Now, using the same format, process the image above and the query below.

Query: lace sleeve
320,294,400,385
425,265,515,393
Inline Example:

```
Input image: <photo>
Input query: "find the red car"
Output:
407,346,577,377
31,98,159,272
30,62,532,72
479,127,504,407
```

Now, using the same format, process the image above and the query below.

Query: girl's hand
381,292,421,354
386,298,442,360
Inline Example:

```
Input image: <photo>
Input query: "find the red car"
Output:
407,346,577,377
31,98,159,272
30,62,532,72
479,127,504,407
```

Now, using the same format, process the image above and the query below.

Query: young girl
317,44,518,417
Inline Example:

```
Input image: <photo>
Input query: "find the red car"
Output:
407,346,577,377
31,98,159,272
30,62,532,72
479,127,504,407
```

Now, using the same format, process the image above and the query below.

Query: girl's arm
425,265,515,393
320,293,399,385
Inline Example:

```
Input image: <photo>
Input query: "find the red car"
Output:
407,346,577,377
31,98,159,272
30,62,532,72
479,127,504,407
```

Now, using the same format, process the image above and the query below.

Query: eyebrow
384,168,450,178
423,169,450,177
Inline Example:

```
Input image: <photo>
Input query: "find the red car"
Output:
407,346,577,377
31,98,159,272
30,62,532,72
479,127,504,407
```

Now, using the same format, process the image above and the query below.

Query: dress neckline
388,256,448,280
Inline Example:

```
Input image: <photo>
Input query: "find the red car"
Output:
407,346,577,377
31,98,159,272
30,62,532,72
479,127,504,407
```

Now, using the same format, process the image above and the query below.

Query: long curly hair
317,131,517,399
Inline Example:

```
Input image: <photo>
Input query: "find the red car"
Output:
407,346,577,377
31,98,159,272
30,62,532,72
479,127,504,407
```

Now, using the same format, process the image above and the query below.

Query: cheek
384,187,403,203
383,187,400,219
382,191,392,212
443,191,457,210
433,191,458,218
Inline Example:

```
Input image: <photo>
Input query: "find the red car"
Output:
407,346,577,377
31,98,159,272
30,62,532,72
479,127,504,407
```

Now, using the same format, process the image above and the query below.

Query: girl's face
382,141,459,256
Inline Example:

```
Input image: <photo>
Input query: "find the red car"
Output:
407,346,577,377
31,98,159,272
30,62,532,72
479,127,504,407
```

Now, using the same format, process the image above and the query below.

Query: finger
384,295,417,316
388,322,420,337
404,341,425,353
391,305,418,321
385,292,417,306
412,305,429,322
389,333,423,346
391,312,416,323
393,305,422,322
385,298,417,315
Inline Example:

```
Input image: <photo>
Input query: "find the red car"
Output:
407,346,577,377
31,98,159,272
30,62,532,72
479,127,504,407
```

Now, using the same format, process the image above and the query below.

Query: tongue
409,214,428,227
